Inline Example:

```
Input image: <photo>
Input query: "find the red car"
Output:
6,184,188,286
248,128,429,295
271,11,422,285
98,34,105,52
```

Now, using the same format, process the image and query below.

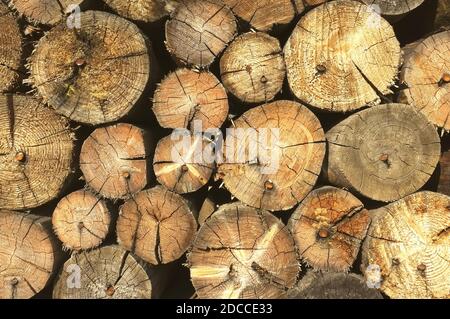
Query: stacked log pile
0,0,449,299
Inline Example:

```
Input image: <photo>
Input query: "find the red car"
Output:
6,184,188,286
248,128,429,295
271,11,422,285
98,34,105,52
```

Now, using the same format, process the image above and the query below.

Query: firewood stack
0,0,449,299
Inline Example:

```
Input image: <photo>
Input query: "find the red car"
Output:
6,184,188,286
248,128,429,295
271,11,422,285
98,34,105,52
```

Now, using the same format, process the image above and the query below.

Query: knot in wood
392,258,400,266
264,180,274,191
122,171,130,179
318,228,330,239
181,164,189,172
10,277,19,286
75,58,86,67
316,64,327,74
417,263,427,272
15,151,26,162
260,76,268,84
105,285,115,297
439,73,450,87
77,221,84,231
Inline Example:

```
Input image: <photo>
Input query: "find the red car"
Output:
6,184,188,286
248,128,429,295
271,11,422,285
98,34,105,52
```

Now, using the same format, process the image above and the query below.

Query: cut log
0,211,62,299
103,0,178,23
188,202,299,299
399,31,450,130
220,32,285,104
152,68,229,130
28,11,151,125
0,94,74,210
116,186,197,265
198,197,216,226
288,186,371,272
9,0,84,25
153,133,215,194
80,123,152,200
438,146,450,196
326,103,441,202
0,2,22,92
52,190,111,251
360,0,425,16
53,245,165,299
218,100,326,211
287,272,383,299
221,0,304,31
362,191,450,299
435,0,450,30
284,0,401,112
165,0,237,67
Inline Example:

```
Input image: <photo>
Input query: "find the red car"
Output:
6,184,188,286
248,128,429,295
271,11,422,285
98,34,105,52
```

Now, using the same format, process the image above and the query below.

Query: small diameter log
103,0,178,23
0,211,62,299
52,190,111,251
117,186,197,265
165,0,237,67
153,68,229,130
399,31,450,130
221,0,304,31
360,0,425,16
288,186,371,272
220,32,286,104
362,191,450,299
287,272,383,299
188,202,299,299
0,3,22,92
326,103,441,202
9,0,84,25
80,123,151,200
153,133,215,194
284,0,401,112
53,245,165,299
218,100,325,211
0,95,74,210
29,11,151,125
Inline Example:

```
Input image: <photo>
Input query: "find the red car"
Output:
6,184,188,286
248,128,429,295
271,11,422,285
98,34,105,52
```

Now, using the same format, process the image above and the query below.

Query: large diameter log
103,0,178,23
188,202,299,299
117,186,197,265
0,211,62,299
152,68,229,130
165,0,237,68
28,11,151,125
399,31,450,130
284,0,401,112
52,190,111,251
288,186,371,272
326,103,441,202
287,272,383,299
9,0,84,25
221,0,304,31
53,245,165,299
80,123,152,200
220,32,286,104
0,95,74,210
362,191,450,299
0,3,22,92
218,100,325,211
153,134,215,194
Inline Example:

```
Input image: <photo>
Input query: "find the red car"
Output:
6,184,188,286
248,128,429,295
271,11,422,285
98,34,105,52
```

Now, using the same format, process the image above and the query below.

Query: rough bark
165,0,237,67
152,68,229,130
362,191,450,299
221,0,304,31
28,11,151,125
80,123,152,200
0,211,62,299
0,94,74,210
326,103,441,202
287,272,383,299
188,202,299,299
9,0,84,25
284,0,401,112
52,190,111,251
53,245,165,299
288,186,371,272
399,31,450,130
0,2,22,92
218,100,326,211
103,0,178,23
116,186,197,265
153,133,215,194
220,32,285,104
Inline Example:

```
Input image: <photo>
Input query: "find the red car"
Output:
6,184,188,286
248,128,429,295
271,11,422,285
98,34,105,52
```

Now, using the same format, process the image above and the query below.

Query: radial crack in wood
362,191,450,299
188,202,299,299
